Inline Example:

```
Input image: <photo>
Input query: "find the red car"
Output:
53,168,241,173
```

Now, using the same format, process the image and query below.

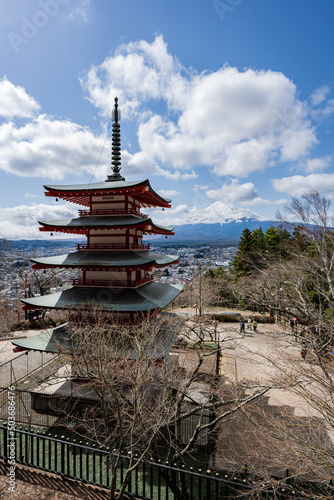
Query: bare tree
205,192,334,497
18,268,65,298
226,191,334,327
277,191,334,322
40,309,274,500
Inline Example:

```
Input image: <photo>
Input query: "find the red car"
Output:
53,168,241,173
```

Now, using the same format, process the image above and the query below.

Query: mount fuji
181,201,267,225
151,202,275,245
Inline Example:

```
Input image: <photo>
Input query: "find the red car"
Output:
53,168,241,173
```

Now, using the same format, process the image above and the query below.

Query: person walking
239,319,245,336
301,342,307,361
252,320,258,332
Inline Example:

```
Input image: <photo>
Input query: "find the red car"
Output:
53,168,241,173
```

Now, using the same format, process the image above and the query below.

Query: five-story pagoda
20,98,183,322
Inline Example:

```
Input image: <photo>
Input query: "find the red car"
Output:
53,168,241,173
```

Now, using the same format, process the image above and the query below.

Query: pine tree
232,228,255,275
252,227,266,252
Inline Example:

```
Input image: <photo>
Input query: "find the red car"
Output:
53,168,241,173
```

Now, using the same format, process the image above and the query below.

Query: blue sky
1,0,334,238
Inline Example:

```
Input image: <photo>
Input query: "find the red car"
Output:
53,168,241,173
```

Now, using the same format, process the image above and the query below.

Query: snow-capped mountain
149,201,273,244
183,201,266,225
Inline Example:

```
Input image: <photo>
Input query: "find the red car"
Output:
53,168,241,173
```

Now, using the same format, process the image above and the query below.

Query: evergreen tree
232,228,255,275
238,228,253,252
265,226,281,254
252,227,266,253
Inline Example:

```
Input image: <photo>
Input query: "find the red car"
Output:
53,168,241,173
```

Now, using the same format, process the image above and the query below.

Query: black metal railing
0,424,304,499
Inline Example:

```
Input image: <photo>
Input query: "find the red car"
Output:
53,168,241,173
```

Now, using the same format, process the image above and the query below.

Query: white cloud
68,0,91,24
207,179,257,203
192,184,208,191
0,115,107,179
154,166,197,180
1,37,331,212
81,36,319,179
245,197,287,207
310,85,330,106
279,127,317,162
322,99,334,117
309,85,334,120
272,173,334,197
149,204,189,225
0,203,77,240
80,35,185,119
0,38,325,188
157,189,179,198
303,156,332,173
213,136,274,177
206,178,286,207
0,77,40,119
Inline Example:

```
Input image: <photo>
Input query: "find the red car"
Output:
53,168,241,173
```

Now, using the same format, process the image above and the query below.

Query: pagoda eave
21,282,184,313
39,226,87,235
43,179,171,208
38,217,174,235
31,251,179,270
11,315,182,357
32,264,172,273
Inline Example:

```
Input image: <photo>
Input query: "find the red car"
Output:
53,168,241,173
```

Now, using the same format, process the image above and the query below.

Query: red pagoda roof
44,179,171,208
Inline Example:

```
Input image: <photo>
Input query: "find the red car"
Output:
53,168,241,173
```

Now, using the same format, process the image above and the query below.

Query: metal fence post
206,470,211,500
3,425,7,460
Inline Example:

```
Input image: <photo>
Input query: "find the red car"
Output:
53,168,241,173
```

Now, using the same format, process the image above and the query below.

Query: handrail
76,243,151,251
79,208,148,218
72,275,153,288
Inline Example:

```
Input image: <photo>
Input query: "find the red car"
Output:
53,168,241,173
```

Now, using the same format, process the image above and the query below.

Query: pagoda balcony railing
75,243,151,251
72,275,153,288
78,208,148,218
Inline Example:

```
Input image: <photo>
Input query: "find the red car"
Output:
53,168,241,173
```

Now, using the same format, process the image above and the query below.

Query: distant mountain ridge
3,202,276,248
181,201,267,225
151,202,276,244
1,239,79,251
4,219,277,250
171,220,276,245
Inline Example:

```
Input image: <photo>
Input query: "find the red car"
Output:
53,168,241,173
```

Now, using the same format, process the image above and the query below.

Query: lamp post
213,320,218,343
278,287,283,323
215,324,221,378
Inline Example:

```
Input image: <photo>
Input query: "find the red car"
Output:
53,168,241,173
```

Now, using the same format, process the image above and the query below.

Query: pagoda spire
106,97,125,182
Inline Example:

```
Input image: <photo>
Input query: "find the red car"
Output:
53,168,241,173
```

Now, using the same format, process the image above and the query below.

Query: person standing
289,318,295,332
252,320,258,332
239,319,245,336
